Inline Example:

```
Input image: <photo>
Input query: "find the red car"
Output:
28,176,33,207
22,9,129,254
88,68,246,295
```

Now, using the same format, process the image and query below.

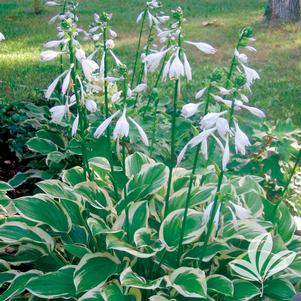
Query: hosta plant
0,1,300,301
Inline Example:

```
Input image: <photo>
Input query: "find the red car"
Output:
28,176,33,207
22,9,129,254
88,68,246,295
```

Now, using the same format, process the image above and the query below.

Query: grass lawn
0,0,301,126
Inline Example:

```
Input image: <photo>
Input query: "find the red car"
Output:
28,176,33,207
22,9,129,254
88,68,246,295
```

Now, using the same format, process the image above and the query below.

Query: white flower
195,88,207,99
185,41,216,54
44,40,63,48
94,111,120,138
72,115,79,136
50,105,68,123
162,54,173,81
222,136,230,170
61,69,71,95
218,87,233,96
0,32,5,41
111,91,122,103
183,53,192,81
129,117,149,146
45,1,60,6
241,104,265,118
106,39,115,49
157,15,170,23
200,112,226,129
45,70,69,99
144,49,168,72
181,103,200,118
234,122,250,155
110,30,117,39
241,64,260,86
76,48,99,80
133,83,147,93
216,117,231,140
169,51,184,79
85,100,97,112
235,49,248,64
245,46,257,52
40,50,62,61
110,50,123,66
229,201,251,220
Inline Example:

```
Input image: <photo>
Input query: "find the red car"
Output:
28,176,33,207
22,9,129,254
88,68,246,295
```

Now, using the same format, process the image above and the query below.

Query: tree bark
33,0,42,14
265,0,300,22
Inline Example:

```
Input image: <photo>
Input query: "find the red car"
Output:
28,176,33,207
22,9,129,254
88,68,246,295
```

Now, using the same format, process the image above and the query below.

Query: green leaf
277,202,296,243
125,152,154,177
0,271,41,301
36,129,67,149
64,244,92,259
37,180,78,201
226,280,260,301
207,275,233,297
101,282,136,301
78,287,105,301
14,196,71,232
120,267,162,290
264,278,295,300
166,267,207,298
0,181,13,193
26,137,58,155
62,166,86,186
26,266,76,299
159,209,204,250
0,222,54,250
74,253,120,293
46,151,66,166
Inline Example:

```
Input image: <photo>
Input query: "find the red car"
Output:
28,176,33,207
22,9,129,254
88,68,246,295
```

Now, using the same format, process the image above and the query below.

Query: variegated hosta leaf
120,267,162,290
207,274,234,297
14,196,72,233
0,222,54,251
75,181,113,210
113,200,149,242
134,228,162,253
230,233,296,283
101,282,137,301
149,295,172,301
277,202,296,243
125,152,155,177
26,266,76,298
116,163,168,212
36,179,79,201
159,209,204,250
64,244,92,259
0,181,13,193
88,217,121,236
62,166,86,186
165,267,207,298
0,270,41,301
78,286,105,301
106,234,157,258
229,280,261,301
74,252,120,293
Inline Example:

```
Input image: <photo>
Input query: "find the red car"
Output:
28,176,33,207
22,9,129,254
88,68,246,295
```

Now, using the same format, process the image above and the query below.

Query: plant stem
131,8,147,88
199,32,245,264
68,36,92,181
177,84,212,266
163,79,179,218
122,139,130,243
273,148,301,221
103,25,119,199
149,95,159,157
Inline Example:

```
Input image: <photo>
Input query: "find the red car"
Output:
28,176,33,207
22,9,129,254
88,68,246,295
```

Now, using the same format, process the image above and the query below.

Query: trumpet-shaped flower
76,48,99,80
94,108,149,145
0,33,5,41
222,135,230,170
111,91,122,103
169,51,184,79
144,49,169,72
195,87,207,99
72,115,79,136
40,50,62,61
185,41,216,54
49,104,70,123
85,99,97,112
200,112,226,130
183,53,192,81
181,103,201,118
133,83,147,93
241,64,260,87
234,122,250,155
45,69,69,99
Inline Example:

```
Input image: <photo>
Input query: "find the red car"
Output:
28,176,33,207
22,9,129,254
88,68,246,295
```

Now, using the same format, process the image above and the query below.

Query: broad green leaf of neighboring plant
74,253,120,293
0,181,13,193
125,152,155,177
14,196,71,232
62,166,86,186
0,271,41,301
159,209,204,250
263,278,295,301
0,222,54,251
165,267,207,298
230,233,296,285
101,282,136,301
120,267,162,290
26,266,76,298
26,137,58,155
207,275,234,297
277,202,296,243
225,280,261,301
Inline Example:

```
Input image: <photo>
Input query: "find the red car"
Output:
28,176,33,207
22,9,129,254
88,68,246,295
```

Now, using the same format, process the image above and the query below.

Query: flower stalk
131,8,147,88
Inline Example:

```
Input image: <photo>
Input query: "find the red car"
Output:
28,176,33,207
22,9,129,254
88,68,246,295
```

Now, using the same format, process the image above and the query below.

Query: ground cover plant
0,0,301,300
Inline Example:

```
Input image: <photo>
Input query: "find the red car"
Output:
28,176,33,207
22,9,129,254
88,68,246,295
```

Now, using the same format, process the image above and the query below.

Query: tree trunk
33,0,42,14
265,0,300,22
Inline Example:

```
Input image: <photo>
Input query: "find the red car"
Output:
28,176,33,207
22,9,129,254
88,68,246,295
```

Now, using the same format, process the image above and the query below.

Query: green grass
0,0,301,125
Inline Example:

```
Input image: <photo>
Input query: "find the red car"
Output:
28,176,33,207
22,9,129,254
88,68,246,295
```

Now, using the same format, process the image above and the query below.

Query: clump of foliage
0,1,300,300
